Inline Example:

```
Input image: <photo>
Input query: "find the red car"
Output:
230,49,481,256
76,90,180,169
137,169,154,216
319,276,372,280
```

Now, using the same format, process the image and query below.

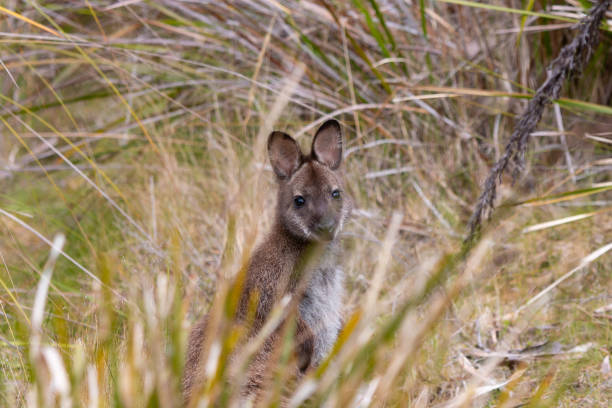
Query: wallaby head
268,119,351,242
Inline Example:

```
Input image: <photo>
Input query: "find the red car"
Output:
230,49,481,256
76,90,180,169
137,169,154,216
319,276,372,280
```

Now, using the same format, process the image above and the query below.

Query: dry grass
0,1,611,407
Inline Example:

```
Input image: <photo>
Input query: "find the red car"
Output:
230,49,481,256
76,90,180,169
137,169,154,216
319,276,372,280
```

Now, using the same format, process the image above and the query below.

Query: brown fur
183,120,351,405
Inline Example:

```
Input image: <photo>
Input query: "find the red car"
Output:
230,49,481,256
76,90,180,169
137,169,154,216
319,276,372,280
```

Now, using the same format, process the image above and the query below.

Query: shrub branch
467,0,611,240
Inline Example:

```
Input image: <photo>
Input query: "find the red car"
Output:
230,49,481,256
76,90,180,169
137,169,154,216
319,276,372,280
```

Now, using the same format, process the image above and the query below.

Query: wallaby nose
315,217,335,234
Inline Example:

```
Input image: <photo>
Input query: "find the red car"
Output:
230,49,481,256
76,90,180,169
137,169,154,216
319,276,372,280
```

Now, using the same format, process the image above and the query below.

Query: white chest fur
299,266,344,365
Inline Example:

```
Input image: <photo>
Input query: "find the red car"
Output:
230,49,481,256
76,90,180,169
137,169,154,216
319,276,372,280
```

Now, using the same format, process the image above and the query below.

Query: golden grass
0,1,611,407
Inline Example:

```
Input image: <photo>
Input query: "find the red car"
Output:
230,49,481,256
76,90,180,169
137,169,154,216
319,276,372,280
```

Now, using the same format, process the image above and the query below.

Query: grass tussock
0,1,611,407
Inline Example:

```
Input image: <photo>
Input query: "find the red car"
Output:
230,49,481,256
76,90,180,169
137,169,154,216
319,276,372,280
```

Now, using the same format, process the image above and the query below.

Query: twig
513,241,612,317
467,0,611,240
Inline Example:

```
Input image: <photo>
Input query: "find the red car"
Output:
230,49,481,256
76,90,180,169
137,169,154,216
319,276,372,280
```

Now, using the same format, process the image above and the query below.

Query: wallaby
183,119,351,404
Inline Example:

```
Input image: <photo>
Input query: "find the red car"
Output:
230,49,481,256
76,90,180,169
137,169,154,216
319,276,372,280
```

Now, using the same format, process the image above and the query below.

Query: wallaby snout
310,204,337,241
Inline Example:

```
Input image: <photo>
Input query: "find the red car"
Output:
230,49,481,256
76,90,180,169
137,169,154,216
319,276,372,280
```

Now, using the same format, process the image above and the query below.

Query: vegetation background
0,0,611,406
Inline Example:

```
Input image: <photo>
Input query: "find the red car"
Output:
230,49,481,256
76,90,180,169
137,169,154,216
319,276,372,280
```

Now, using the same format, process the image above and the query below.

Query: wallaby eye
294,195,305,207
331,189,341,199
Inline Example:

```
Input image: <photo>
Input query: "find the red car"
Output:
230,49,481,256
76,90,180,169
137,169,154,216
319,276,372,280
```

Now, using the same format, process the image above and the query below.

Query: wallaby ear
312,119,342,170
268,131,303,180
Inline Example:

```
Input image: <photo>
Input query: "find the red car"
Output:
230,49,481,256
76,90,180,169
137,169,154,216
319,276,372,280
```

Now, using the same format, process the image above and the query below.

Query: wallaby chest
299,265,344,365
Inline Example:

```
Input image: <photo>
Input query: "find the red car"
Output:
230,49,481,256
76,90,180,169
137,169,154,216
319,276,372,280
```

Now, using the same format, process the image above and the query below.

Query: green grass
0,1,611,407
